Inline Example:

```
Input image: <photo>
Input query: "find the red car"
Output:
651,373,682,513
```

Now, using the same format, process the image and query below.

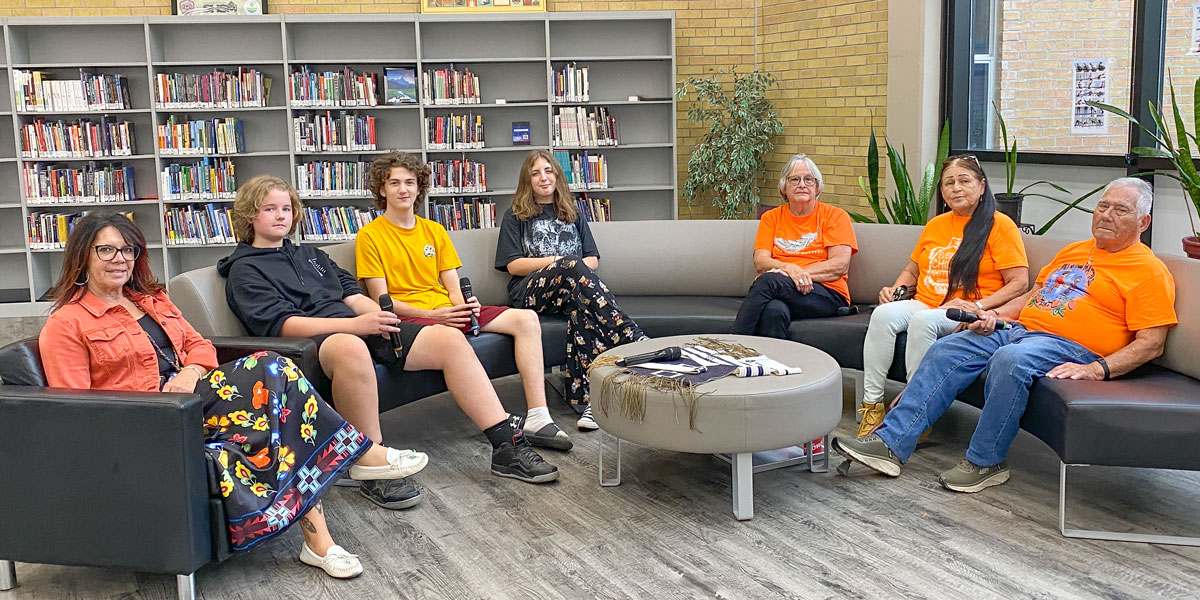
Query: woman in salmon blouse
38,213,427,579
858,155,1030,436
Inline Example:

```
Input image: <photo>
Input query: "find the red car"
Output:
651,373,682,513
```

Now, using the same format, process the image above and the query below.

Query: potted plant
676,68,783,219
851,121,949,225
992,102,1074,227
1089,75,1200,258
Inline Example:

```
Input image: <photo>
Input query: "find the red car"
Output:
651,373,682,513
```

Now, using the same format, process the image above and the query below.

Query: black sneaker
491,439,559,483
359,478,422,510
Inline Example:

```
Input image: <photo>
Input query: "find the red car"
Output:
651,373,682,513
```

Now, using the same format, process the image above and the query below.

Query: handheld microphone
459,276,480,336
616,346,682,367
945,307,1012,330
377,294,405,357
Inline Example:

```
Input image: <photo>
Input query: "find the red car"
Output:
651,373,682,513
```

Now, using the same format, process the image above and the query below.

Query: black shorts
311,321,425,370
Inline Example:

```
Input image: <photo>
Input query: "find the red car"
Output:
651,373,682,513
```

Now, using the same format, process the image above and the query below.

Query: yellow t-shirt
355,215,462,310
1018,240,1176,357
754,203,858,302
909,211,1027,308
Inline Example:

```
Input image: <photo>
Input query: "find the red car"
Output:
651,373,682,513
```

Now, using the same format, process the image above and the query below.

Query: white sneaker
349,447,428,481
299,543,363,579
577,405,599,430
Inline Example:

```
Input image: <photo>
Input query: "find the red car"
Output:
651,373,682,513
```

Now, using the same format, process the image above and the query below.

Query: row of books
553,106,619,147
155,68,272,109
28,211,134,249
22,163,138,204
299,205,384,241
160,157,237,201
156,116,246,155
430,197,496,231
576,194,612,223
14,69,133,112
425,113,485,150
421,66,481,105
295,160,371,197
165,204,236,246
20,117,136,159
552,150,608,190
552,64,590,103
429,158,486,194
288,66,380,107
294,111,377,153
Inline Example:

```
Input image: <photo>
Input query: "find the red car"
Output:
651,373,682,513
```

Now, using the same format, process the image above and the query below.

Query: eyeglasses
786,175,818,188
93,244,141,261
949,153,981,166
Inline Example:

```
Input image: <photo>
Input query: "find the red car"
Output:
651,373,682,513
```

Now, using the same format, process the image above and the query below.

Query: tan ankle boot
856,402,886,437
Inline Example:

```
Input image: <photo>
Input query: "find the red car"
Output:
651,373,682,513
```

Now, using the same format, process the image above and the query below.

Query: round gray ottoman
588,334,842,520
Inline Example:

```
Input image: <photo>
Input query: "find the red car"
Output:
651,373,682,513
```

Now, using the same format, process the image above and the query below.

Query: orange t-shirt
1018,240,1176,357
754,203,858,301
909,211,1027,308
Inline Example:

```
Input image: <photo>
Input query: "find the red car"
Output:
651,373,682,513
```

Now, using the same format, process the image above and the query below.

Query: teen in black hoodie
220,175,558,487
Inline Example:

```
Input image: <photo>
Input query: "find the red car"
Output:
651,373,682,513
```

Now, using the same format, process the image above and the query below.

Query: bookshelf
0,12,676,313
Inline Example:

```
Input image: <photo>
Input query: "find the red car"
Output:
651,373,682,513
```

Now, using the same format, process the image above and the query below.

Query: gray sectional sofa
166,219,1200,543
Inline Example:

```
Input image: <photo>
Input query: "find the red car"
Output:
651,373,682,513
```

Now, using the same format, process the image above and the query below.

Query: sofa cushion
614,295,743,337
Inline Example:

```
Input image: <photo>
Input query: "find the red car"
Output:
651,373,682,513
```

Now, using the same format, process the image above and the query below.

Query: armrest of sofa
0,385,214,574
209,336,321,385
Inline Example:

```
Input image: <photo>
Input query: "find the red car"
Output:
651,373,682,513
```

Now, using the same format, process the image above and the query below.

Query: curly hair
511,149,577,223
368,151,430,211
230,175,303,244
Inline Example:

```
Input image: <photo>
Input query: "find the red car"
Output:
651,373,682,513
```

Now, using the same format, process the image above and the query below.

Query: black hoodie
218,240,362,337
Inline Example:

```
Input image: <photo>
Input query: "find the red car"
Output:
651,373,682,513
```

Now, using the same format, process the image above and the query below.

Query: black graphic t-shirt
494,203,599,305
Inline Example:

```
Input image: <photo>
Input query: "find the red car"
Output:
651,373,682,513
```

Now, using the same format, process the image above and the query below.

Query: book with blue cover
385,67,418,105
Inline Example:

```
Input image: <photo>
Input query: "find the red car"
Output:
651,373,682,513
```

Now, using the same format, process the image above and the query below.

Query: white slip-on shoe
349,447,428,481
299,543,363,579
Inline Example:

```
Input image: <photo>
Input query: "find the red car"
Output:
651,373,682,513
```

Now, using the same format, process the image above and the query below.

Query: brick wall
996,0,1132,154
1160,1,1200,144
758,0,887,217
3,0,883,219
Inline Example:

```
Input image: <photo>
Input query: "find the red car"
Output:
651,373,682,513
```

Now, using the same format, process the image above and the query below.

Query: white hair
1102,177,1153,218
777,154,824,198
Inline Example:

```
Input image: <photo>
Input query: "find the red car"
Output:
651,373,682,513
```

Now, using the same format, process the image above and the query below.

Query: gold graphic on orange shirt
923,237,961,296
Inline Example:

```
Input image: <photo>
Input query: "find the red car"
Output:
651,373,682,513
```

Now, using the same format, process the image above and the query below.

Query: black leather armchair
0,335,319,600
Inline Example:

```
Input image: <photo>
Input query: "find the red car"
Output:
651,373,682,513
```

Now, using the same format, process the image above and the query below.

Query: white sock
524,406,555,432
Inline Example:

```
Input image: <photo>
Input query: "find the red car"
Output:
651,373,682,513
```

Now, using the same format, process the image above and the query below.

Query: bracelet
1095,357,1110,380
975,300,985,312
183,364,208,378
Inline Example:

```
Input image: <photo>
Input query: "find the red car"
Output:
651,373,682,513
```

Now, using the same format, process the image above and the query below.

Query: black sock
483,415,525,449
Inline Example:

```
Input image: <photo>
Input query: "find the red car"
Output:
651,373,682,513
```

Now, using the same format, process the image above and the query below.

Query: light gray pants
862,300,959,406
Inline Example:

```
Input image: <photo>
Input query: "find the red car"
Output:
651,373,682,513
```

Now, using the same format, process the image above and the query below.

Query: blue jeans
875,325,1099,467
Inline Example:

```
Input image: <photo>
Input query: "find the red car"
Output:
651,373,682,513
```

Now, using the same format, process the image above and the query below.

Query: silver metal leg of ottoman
0,560,15,591
808,435,830,473
599,431,622,487
732,452,754,520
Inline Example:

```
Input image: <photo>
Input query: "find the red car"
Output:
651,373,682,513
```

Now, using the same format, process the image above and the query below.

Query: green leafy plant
993,102,1093,233
851,120,950,225
1088,74,1200,237
676,68,784,219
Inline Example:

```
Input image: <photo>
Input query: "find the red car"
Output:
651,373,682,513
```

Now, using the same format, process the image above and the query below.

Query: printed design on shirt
422,244,435,258
308,258,326,277
524,218,581,258
772,232,819,256
922,237,962,296
1028,262,1093,318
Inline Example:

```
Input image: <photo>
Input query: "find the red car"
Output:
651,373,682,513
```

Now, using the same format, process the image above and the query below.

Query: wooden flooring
3,375,1199,600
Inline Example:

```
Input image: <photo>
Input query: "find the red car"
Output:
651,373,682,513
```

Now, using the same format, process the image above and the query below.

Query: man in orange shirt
833,177,1176,493
732,154,858,338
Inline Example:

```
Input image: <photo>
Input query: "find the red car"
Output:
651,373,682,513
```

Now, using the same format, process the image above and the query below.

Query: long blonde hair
511,149,577,223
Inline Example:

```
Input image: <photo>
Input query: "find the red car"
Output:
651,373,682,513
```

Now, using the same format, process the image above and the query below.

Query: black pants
522,256,645,408
731,272,848,339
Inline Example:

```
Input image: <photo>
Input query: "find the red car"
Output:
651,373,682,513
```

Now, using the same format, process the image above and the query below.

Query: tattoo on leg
299,517,317,534
315,503,324,515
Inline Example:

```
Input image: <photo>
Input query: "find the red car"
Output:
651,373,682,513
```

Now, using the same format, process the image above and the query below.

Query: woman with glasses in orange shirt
732,154,858,338
857,154,1029,436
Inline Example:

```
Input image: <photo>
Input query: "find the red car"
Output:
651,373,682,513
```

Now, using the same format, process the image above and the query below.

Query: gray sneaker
831,434,901,477
938,458,1009,493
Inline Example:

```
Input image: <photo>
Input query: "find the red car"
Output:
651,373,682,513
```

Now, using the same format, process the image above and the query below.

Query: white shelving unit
0,12,676,313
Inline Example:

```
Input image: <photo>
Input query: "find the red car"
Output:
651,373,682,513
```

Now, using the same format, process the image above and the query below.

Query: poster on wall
1191,3,1200,54
1071,59,1107,134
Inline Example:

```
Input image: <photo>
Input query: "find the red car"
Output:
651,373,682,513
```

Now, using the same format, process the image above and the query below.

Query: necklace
1084,241,1115,268
145,324,182,373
